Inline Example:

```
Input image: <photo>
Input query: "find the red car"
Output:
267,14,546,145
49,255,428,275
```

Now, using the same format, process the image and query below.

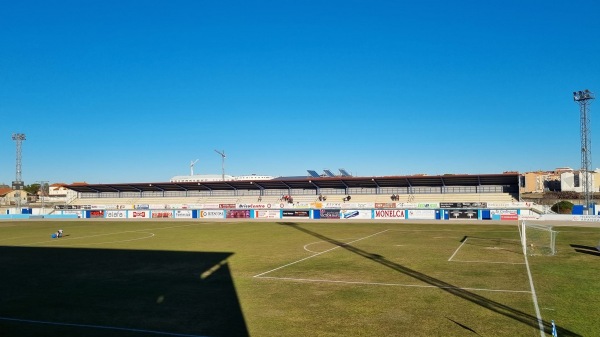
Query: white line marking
13,222,203,247
0,316,211,337
253,229,390,278
256,276,532,293
57,232,156,247
450,260,525,265
448,238,468,261
519,224,546,337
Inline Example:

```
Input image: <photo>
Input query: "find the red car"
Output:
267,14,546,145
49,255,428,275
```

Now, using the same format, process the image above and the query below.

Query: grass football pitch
0,220,599,337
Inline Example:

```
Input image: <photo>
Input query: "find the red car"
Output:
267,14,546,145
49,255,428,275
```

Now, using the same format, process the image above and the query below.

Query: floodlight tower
214,150,226,181
12,133,26,211
574,89,595,214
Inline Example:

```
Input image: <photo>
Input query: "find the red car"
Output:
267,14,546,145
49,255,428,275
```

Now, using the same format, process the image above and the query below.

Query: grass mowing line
256,276,532,293
0,316,212,337
253,229,390,278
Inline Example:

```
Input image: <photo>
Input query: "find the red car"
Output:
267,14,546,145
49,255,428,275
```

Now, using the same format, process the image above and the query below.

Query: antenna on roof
190,159,199,176
214,150,226,181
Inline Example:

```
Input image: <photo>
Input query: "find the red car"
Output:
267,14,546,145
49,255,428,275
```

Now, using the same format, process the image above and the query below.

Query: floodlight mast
214,150,226,181
12,133,26,212
574,89,595,214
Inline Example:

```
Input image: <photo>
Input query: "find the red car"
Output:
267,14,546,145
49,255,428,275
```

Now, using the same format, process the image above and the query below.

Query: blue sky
1,0,599,184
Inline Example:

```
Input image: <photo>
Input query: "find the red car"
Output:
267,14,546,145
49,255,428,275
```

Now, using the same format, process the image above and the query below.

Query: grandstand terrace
65,173,519,207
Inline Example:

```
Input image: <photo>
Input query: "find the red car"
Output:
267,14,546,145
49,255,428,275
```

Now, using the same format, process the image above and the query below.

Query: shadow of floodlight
277,222,580,337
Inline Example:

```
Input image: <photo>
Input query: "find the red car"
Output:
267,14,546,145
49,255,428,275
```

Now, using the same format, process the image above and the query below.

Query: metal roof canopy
65,173,519,194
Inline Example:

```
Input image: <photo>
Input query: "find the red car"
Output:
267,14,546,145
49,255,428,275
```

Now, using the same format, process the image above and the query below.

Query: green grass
0,220,598,336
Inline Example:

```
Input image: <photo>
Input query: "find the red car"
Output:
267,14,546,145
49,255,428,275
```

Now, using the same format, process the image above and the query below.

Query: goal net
520,221,557,256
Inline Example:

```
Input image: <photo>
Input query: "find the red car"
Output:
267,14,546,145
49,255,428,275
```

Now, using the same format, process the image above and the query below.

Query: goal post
520,221,557,256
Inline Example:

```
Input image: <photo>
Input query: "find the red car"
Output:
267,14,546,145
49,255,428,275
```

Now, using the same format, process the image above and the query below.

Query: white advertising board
340,210,371,219
106,210,127,219
61,210,83,218
374,209,405,219
396,203,439,209
572,215,600,222
407,209,436,220
129,210,150,219
237,203,278,209
487,202,533,208
199,210,225,219
255,210,281,219
490,210,518,215
340,202,374,209
175,210,193,218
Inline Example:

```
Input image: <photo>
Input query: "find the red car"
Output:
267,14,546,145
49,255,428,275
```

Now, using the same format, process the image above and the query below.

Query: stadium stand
63,173,520,210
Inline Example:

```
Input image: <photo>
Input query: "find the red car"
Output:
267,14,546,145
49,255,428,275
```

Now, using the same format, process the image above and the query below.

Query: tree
23,184,40,195
551,200,574,214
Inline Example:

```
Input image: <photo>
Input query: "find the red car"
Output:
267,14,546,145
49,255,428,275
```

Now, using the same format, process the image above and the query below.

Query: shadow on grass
277,222,580,337
0,246,248,337
570,244,600,257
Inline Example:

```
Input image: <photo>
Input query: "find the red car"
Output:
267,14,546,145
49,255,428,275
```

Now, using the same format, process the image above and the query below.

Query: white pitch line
450,260,525,265
254,229,390,278
256,276,532,294
448,238,468,261
522,241,546,337
14,222,204,246
56,232,156,247
0,316,211,337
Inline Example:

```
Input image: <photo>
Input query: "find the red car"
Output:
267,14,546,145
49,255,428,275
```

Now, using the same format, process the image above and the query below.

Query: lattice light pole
573,90,595,213
12,133,26,211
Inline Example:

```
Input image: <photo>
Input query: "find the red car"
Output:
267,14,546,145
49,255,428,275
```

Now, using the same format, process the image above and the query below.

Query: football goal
520,221,557,256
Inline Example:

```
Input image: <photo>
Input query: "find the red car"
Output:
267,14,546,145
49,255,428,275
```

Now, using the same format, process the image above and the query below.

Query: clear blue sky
1,0,599,184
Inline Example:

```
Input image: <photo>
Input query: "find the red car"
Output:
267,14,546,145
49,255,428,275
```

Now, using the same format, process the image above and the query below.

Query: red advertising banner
90,210,104,218
220,204,237,209
152,211,173,218
500,214,518,221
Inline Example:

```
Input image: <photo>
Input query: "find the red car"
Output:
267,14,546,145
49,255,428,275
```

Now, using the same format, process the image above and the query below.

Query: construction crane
214,150,226,181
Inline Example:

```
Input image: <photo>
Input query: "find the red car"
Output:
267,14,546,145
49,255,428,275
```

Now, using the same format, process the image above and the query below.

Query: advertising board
255,210,281,219
199,210,225,219
407,209,436,220
226,210,251,218
175,210,193,219
374,209,405,219
129,210,150,219
340,210,371,219
106,210,127,219
152,211,173,218
319,209,341,219
282,210,310,218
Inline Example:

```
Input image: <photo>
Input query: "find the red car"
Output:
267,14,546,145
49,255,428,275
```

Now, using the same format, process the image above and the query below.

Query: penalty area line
0,316,211,337
448,237,468,261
